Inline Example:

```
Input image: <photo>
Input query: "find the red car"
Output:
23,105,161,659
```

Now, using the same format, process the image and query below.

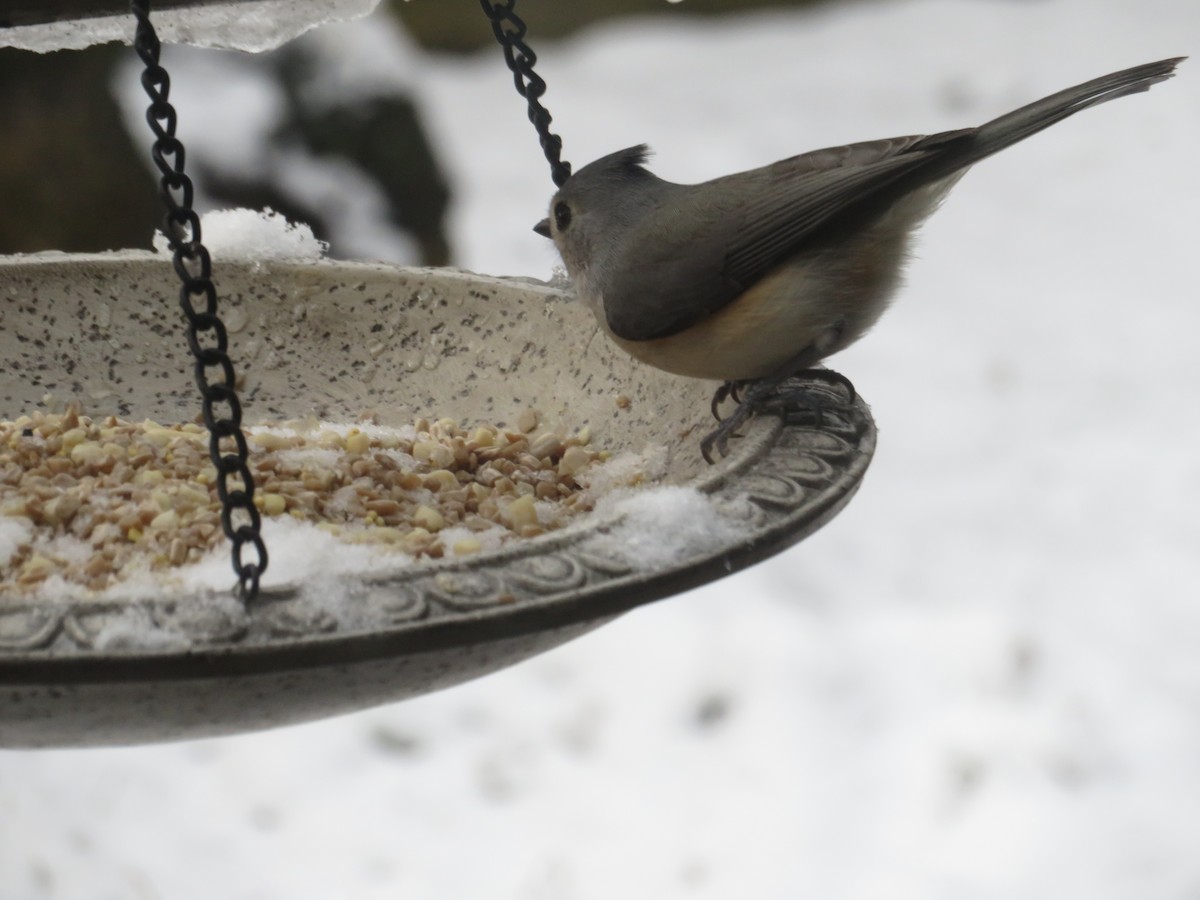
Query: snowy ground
3,0,1200,898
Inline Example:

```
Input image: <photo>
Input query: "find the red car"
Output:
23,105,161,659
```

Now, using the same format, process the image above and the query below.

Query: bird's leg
701,365,856,464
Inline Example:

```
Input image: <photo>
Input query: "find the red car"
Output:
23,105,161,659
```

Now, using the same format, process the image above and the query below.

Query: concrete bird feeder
0,253,874,746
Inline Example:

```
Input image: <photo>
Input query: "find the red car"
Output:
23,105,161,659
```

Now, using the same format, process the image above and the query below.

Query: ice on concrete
0,0,380,53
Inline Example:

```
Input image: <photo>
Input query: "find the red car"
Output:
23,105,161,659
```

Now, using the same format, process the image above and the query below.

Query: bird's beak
533,218,551,239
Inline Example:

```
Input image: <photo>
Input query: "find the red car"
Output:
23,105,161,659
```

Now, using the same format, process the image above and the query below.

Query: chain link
131,0,268,602
478,0,572,187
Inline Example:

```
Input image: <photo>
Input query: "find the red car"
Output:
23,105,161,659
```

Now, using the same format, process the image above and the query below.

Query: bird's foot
759,369,857,422
701,368,856,464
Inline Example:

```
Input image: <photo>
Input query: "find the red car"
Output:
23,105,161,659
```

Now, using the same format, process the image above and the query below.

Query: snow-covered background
3,0,1199,897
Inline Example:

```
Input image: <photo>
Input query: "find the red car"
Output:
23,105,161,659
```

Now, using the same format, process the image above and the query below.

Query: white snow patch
0,516,34,569
575,444,670,495
588,485,744,571
153,208,327,263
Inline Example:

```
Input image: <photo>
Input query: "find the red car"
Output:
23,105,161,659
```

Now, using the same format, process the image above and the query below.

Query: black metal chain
131,0,268,602
478,0,572,187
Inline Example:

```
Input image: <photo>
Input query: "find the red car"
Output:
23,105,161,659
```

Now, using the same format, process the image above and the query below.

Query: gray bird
534,57,1182,461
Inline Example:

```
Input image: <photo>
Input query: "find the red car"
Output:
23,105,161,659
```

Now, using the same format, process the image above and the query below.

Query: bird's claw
700,402,753,463
710,380,746,421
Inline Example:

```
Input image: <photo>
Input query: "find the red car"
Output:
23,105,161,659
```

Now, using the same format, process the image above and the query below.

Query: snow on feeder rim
0,238,874,747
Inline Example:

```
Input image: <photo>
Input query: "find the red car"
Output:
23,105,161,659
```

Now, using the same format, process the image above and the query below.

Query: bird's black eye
554,200,572,232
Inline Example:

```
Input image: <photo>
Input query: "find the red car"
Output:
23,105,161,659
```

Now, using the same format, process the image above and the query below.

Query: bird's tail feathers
970,57,1184,160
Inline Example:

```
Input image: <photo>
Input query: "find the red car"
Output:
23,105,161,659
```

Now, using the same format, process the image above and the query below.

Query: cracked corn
0,406,606,594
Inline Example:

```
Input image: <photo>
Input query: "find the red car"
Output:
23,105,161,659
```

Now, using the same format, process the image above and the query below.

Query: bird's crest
575,144,654,183
612,143,652,174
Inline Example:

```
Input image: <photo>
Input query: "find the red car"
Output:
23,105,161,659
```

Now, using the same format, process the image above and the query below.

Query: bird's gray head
534,144,663,280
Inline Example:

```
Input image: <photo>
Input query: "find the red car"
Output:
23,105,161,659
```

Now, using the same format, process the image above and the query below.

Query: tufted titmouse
534,58,1182,459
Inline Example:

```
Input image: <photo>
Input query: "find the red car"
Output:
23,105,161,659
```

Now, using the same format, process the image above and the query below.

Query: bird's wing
602,222,741,341
721,131,972,289
601,131,972,342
